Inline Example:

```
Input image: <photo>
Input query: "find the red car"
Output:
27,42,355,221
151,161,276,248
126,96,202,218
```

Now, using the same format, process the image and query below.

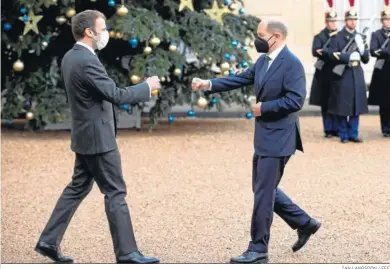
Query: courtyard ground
1,115,389,264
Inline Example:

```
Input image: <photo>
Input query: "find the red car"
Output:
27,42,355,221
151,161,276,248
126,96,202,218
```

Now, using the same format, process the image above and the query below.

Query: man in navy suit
192,19,321,264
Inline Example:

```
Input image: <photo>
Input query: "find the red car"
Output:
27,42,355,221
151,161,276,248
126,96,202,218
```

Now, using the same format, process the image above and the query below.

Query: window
327,0,385,69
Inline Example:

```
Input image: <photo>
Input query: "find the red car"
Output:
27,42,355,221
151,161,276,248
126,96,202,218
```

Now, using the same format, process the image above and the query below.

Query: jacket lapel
259,46,286,90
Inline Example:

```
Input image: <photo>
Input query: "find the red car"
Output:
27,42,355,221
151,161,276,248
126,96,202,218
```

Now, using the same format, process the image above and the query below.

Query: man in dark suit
325,8,369,143
368,7,390,137
309,7,339,138
34,10,160,264
192,19,321,264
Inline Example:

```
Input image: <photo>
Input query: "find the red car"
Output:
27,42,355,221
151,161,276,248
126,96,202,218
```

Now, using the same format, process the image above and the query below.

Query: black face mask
255,35,276,53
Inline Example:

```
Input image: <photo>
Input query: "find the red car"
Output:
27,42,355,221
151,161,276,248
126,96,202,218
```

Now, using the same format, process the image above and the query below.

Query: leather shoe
117,250,160,264
383,133,390,137
349,137,363,143
230,251,268,264
292,218,321,252
34,241,73,263
341,139,349,143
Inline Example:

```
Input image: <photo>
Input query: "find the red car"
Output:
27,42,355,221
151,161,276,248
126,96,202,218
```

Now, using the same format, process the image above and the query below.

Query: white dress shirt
75,41,151,96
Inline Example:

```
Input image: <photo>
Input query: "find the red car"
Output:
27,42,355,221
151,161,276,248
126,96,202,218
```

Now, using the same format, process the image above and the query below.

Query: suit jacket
209,46,305,157
61,44,150,155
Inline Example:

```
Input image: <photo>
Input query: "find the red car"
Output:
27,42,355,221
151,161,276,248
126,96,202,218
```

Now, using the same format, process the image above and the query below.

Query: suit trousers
248,155,311,253
39,148,138,258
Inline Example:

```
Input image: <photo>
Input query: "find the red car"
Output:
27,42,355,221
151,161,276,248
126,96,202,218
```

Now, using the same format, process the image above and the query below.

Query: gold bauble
151,89,159,96
26,112,34,120
169,44,177,52
144,46,152,55
160,77,166,82
197,97,208,108
66,8,76,18
150,37,161,47
115,32,123,39
56,16,67,24
109,31,116,38
223,70,229,76
173,68,182,76
220,62,230,71
117,5,129,17
13,59,24,72
130,75,141,84
249,41,254,47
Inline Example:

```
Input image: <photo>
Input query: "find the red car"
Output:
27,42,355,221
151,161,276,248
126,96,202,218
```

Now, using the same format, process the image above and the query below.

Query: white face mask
93,30,109,50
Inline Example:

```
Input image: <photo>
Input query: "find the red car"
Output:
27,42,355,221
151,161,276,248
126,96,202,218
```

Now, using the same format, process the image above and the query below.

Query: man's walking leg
380,106,390,136
91,149,159,264
35,154,94,263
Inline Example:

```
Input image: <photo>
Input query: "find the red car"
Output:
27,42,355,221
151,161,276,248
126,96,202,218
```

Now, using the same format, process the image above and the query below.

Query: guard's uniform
368,7,390,137
309,9,339,137
324,8,369,143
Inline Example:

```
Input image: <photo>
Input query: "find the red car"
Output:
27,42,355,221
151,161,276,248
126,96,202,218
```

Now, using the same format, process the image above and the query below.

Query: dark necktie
258,55,271,86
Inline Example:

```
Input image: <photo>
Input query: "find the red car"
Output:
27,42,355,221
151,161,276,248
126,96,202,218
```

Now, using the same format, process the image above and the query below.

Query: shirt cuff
207,80,212,91
146,81,152,98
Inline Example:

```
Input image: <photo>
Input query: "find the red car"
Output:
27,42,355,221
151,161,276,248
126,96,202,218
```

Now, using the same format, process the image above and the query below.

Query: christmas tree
1,0,260,130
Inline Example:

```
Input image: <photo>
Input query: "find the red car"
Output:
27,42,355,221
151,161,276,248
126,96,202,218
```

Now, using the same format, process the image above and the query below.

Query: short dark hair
71,10,106,41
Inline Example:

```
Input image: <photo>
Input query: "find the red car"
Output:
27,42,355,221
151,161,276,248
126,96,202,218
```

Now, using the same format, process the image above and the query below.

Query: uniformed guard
309,0,339,138
368,1,390,137
324,1,369,143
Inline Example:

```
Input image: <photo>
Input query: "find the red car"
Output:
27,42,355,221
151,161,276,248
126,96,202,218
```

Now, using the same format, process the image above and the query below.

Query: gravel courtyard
1,116,389,264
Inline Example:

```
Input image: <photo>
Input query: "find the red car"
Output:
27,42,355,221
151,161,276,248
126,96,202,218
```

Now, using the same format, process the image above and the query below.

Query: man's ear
85,28,94,38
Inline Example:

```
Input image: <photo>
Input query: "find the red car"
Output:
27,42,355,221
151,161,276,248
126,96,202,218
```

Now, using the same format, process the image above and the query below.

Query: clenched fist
191,77,210,91
146,76,161,90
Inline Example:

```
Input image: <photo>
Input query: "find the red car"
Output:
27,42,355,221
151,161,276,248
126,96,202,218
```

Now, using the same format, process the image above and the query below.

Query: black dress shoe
383,133,390,137
292,219,321,252
324,133,333,138
34,241,73,263
341,139,349,143
230,251,268,264
117,250,160,264
349,137,363,143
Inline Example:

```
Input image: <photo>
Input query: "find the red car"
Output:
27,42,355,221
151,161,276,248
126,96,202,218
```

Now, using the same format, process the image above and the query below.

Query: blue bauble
168,115,175,123
229,70,235,76
128,37,138,48
231,40,238,48
3,23,12,31
239,8,245,14
224,0,230,5
108,0,116,7
187,109,196,117
20,7,27,14
241,61,249,68
22,15,29,22
23,100,31,108
245,112,253,119
211,97,218,104
242,45,248,51
122,104,129,110
224,53,231,60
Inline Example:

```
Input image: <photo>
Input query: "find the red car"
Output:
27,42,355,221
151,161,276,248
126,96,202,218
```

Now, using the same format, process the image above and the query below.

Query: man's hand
251,102,262,117
192,77,210,91
146,76,161,90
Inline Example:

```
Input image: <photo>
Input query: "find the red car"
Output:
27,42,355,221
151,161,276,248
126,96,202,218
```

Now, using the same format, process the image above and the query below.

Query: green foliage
1,0,261,130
